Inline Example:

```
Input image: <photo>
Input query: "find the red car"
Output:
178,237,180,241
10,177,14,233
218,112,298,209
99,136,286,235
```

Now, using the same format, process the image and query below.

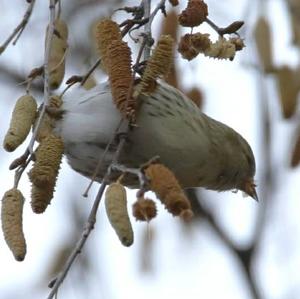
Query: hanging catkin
138,35,174,94
105,182,134,246
1,188,26,261
3,95,37,152
254,16,273,73
144,163,193,220
95,19,122,71
47,19,68,89
29,134,64,213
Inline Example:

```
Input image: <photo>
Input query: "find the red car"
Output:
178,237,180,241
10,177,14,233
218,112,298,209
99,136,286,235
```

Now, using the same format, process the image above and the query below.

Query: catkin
35,95,63,142
144,164,193,220
95,19,122,71
178,34,200,60
138,35,174,94
1,188,26,261
95,19,134,120
275,66,298,119
178,0,208,27
48,19,68,89
254,16,273,73
132,197,157,222
160,10,179,88
3,95,37,152
105,183,134,246
203,38,236,60
107,40,133,118
31,184,55,214
291,130,300,167
29,134,64,213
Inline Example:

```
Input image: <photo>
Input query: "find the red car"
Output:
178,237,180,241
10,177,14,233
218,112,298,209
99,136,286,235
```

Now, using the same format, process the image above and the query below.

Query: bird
54,80,257,200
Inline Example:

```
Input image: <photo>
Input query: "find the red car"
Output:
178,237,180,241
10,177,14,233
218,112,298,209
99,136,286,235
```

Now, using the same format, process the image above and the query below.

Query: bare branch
0,0,36,54
26,0,56,154
47,135,127,299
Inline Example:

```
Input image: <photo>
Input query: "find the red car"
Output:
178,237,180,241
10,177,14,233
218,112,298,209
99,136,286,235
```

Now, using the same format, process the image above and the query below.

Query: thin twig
205,18,244,36
13,153,33,188
47,137,127,299
82,119,123,197
109,162,149,188
80,58,101,86
0,0,36,54
27,0,56,155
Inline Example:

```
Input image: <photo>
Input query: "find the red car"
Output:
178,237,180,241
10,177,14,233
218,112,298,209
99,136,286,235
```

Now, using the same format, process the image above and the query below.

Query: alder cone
178,0,208,27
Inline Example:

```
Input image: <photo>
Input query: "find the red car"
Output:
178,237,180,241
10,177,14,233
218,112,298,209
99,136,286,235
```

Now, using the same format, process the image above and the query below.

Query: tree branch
0,0,36,54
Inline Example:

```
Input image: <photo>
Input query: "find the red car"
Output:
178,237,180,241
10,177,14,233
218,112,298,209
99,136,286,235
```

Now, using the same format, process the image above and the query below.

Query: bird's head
236,137,258,201
239,177,258,201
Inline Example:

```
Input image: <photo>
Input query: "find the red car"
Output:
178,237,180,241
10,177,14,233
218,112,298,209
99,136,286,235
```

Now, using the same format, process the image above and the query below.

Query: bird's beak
243,178,259,202
249,187,259,202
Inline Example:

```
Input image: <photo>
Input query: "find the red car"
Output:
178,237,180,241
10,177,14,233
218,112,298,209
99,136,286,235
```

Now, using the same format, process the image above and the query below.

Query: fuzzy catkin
144,164,193,219
203,38,236,60
95,19,122,71
48,19,68,89
178,0,208,27
106,40,133,118
1,188,26,261
29,134,64,213
291,131,300,167
132,197,157,222
275,66,298,119
31,184,55,214
105,183,134,246
3,95,37,152
254,17,273,73
138,35,174,94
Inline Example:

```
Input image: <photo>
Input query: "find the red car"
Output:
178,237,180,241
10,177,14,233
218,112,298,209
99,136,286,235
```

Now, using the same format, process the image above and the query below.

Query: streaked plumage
54,81,257,199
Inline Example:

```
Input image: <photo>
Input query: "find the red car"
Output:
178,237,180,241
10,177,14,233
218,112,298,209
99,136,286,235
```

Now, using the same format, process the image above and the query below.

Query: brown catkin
291,129,300,167
275,66,299,119
29,134,64,213
229,37,245,51
254,16,273,73
178,0,208,27
1,188,26,261
106,40,133,119
144,164,193,219
191,32,211,52
160,11,179,88
178,32,214,61
95,19,122,71
178,34,200,60
132,197,157,222
105,182,134,246
3,95,37,152
48,19,68,89
139,35,174,93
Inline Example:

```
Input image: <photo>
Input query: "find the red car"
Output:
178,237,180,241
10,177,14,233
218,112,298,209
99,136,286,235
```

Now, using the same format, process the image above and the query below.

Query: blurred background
1,0,300,298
